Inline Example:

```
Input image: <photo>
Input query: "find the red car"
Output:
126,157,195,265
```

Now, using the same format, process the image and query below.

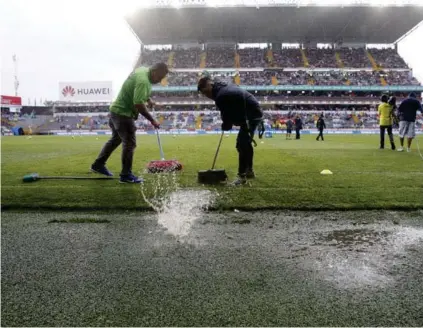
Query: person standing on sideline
396,92,422,152
295,115,303,140
316,114,326,141
378,94,396,150
91,63,169,183
286,118,293,140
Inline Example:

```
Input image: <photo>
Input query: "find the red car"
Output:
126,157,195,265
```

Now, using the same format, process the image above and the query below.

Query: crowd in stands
336,48,369,68
238,48,267,68
164,70,420,86
369,48,408,69
54,106,109,113
206,48,235,68
140,47,410,69
141,49,171,66
272,49,304,67
306,48,338,68
4,102,422,132
32,106,422,132
173,49,201,68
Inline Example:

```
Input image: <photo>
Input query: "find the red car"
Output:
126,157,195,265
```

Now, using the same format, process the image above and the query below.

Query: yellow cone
320,169,333,175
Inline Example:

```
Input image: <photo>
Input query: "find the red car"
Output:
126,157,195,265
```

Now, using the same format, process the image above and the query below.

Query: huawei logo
62,86,75,97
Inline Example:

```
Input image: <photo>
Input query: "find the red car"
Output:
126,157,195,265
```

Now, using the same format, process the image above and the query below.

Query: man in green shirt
91,63,169,183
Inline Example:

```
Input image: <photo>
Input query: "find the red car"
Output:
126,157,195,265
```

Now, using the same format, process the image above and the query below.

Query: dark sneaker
246,171,256,179
391,145,396,151
230,176,247,186
120,174,144,184
91,164,113,177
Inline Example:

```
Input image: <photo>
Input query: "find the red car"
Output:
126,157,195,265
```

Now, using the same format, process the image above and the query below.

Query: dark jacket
295,118,303,130
397,97,422,122
286,120,293,130
317,117,326,130
212,82,263,130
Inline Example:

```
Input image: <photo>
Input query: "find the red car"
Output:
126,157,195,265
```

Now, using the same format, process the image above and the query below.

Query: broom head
147,160,183,173
197,169,228,185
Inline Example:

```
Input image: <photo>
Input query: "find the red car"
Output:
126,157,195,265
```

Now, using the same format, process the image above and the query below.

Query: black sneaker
119,174,144,184
91,164,113,177
246,171,256,179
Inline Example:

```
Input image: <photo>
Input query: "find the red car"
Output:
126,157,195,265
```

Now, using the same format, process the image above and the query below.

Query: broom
197,131,228,184
146,128,182,173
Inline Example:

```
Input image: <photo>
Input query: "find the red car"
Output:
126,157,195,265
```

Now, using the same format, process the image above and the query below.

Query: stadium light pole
12,54,19,97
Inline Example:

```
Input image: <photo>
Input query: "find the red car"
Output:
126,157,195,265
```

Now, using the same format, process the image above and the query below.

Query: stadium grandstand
2,0,423,135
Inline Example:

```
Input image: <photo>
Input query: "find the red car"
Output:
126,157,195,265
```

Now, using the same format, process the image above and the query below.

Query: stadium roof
126,6,423,44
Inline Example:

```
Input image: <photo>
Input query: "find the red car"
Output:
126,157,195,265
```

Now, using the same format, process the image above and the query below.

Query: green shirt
110,67,152,119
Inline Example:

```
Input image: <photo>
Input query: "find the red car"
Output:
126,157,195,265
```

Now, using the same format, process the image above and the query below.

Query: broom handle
156,129,165,160
211,131,224,170
40,176,115,180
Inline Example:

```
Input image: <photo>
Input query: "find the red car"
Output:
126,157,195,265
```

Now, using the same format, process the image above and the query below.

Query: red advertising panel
1,95,22,106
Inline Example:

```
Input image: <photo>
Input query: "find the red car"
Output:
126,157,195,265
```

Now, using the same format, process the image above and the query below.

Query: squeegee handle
211,131,225,170
156,129,165,160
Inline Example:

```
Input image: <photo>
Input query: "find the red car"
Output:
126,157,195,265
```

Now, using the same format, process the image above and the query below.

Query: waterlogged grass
1,134,423,210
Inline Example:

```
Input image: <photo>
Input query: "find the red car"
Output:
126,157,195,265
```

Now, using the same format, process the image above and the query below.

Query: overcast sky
1,0,422,105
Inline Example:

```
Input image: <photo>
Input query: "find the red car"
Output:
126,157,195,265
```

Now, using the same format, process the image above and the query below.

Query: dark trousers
295,129,301,139
236,122,259,177
316,129,324,140
380,125,395,149
93,112,137,176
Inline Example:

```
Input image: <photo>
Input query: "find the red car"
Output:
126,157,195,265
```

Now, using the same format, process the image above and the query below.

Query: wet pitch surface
2,210,423,326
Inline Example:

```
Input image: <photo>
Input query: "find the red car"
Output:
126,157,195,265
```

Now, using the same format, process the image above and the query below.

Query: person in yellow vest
378,95,396,150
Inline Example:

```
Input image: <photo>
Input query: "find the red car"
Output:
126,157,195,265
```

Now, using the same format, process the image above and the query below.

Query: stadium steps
195,115,203,129
366,50,387,85
235,52,241,68
234,73,241,85
266,49,274,66
167,51,175,68
380,77,387,86
366,50,380,71
335,52,345,68
300,48,310,67
271,76,278,85
160,77,168,86
200,52,207,68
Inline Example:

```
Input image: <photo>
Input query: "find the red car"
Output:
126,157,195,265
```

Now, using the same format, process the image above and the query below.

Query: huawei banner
59,81,113,101
1,95,22,106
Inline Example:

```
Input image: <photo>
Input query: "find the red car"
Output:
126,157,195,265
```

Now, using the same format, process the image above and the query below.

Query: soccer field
1,134,422,210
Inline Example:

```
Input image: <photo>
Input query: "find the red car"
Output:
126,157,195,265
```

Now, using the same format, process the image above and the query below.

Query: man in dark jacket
396,93,422,152
198,77,263,186
295,115,303,140
316,114,326,141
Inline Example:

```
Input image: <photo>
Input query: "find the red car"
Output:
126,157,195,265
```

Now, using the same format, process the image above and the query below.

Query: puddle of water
308,225,423,290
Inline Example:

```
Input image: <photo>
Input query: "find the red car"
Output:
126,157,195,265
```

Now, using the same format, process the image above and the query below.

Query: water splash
157,189,215,238
140,173,216,239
